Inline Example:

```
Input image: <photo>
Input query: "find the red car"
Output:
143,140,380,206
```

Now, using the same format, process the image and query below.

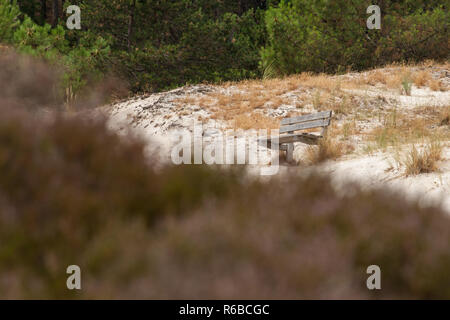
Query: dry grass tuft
383,67,414,94
233,113,279,130
429,78,446,92
413,70,432,87
306,137,353,164
366,70,387,85
338,120,359,139
440,106,450,126
326,93,353,115
403,143,443,176
289,73,339,91
174,96,197,106
175,78,302,128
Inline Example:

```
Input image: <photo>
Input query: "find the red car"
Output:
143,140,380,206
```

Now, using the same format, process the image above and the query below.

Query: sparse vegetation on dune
172,63,448,167
365,105,450,152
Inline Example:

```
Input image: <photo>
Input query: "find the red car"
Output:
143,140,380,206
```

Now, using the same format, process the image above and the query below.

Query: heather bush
1,74,450,298
143,175,450,299
1,55,450,298
0,58,242,297
0,106,246,298
0,49,62,109
2,124,450,299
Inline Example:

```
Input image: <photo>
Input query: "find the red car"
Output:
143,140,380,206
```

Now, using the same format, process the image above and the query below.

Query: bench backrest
279,110,332,134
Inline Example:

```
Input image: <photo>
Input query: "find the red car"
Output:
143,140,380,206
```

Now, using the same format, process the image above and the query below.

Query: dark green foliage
262,0,449,76
0,0,111,104
2,0,267,94
3,0,448,95
16,0,63,26
70,0,266,91
0,0,21,41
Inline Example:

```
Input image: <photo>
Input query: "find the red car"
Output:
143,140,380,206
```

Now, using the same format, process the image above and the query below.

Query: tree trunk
51,0,59,28
127,0,137,51
40,0,47,25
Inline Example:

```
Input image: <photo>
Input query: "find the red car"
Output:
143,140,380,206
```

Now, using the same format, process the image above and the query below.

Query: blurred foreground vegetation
1,53,450,299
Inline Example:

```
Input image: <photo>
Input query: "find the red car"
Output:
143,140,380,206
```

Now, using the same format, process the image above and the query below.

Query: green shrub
0,0,20,42
401,75,413,95
262,0,449,77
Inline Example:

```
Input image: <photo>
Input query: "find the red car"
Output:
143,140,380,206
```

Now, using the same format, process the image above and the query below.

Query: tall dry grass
306,136,353,164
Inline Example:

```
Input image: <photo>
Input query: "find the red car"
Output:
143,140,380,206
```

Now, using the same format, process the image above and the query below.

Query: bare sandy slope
105,64,450,212
313,150,450,212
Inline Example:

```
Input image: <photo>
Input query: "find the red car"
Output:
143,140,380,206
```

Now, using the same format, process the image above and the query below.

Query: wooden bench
261,110,333,163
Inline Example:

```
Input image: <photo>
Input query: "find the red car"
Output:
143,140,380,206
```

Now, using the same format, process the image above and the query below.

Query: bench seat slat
258,133,321,149
278,133,321,145
280,111,332,126
279,118,330,134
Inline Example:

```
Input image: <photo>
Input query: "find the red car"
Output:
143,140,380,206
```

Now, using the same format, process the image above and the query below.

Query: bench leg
286,143,294,163
321,126,328,138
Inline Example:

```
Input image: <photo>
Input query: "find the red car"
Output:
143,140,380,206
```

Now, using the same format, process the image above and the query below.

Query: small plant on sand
312,90,322,110
403,142,443,176
401,75,413,96
342,120,357,140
